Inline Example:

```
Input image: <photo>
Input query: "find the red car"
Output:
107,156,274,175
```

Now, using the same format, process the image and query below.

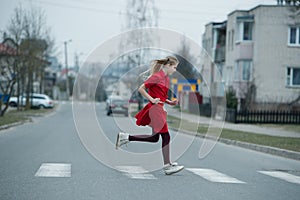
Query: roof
0,40,51,65
0,43,17,56
227,4,285,17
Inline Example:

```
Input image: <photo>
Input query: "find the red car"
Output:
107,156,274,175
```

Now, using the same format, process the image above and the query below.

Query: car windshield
112,100,127,105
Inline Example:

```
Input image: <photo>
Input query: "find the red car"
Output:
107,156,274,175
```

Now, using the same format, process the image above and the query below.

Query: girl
115,56,184,175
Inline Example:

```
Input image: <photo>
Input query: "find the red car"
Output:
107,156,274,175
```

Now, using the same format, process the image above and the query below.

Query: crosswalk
258,170,300,184
34,163,300,186
116,166,157,179
35,163,71,178
186,168,245,184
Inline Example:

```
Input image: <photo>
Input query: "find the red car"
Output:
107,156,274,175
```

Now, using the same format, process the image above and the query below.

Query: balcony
215,46,225,62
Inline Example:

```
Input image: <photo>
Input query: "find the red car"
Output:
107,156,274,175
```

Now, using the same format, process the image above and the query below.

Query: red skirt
135,103,168,133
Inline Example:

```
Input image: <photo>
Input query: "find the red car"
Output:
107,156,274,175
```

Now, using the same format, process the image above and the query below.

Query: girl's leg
128,130,160,143
128,131,170,164
160,132,171,165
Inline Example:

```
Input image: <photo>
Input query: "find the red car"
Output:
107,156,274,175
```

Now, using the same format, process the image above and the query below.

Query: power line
25,0,280,24
25,0,122,14
25,0,229,18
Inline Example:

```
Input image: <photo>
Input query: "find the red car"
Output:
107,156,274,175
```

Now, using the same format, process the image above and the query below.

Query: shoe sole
165,166,184,175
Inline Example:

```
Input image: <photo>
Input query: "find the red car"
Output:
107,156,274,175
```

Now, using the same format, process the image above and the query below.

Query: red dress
135,70,170,133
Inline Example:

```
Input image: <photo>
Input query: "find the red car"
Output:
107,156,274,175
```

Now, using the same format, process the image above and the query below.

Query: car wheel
38,104,45,109
9,102,17,107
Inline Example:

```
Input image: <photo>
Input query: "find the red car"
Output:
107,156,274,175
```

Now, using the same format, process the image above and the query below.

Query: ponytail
150,56,179,75
139,56,179,78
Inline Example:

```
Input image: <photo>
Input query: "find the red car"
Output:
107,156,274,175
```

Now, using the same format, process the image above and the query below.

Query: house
0,39,18,95
0,38,52,97
202,5,300,111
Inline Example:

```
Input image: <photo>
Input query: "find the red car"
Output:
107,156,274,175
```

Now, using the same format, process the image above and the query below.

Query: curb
0,104,60,132
170,127,300,161
0,120,30,131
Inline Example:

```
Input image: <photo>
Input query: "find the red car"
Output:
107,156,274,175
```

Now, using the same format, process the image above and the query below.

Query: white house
202,4,300,110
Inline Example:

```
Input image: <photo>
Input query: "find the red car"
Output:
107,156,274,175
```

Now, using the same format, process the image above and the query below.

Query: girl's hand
168,99,179,106
151,98,161,104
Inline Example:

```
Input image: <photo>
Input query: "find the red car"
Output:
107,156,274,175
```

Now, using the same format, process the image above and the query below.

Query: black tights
128,131,171,164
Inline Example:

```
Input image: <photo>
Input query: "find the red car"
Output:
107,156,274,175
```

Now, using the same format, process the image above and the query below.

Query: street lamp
64,39,72,99
74,52,84,72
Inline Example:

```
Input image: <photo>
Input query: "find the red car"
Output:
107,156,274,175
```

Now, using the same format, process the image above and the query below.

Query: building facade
202,5,300,110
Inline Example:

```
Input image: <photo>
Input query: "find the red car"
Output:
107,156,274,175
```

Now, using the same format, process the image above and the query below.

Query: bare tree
6,4,53,110
0,40,18,116
175,36,201,80
119,0,159,109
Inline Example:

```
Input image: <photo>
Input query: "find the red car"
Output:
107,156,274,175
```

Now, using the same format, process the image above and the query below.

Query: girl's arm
138,84,161,104
165,99,179,106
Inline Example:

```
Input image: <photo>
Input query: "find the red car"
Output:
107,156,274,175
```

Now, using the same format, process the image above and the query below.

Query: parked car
106,96,129,116
9,93,54,109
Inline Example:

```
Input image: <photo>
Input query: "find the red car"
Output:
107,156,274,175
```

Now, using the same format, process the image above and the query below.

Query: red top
135,70,170,133
144,70,170,102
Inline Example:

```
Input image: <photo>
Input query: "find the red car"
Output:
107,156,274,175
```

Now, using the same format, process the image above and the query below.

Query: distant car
106,96,128,116
9,93,54,109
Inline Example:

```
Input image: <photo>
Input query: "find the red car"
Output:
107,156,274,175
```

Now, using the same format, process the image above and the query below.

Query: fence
189,103,211,117
226,109,300,124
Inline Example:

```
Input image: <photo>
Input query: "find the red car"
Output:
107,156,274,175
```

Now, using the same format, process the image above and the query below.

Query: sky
0,0,276,66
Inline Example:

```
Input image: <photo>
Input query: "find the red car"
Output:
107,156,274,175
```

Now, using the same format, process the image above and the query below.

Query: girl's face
166,63,178,75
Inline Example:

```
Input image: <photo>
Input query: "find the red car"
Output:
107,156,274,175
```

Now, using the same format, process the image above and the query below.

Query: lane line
35,163,71,177
186,168,246,184
116,166,157,180
258,171,300,185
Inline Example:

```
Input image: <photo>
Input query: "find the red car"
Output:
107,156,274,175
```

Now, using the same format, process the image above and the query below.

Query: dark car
106,97,129,116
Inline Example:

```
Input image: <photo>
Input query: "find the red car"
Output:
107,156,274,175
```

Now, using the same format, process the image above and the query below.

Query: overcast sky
1,0,276,65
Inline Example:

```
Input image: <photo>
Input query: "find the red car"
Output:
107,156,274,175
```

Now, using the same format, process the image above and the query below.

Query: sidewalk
165,105,300,138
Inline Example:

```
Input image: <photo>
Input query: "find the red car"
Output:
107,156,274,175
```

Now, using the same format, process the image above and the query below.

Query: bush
226,87,237,109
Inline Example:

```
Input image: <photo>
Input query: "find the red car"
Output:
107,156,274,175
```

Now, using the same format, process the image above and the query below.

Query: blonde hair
150,56,179,75
139,56,178,77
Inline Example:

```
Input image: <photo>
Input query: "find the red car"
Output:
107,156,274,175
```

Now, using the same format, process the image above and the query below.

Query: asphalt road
0,102,299,200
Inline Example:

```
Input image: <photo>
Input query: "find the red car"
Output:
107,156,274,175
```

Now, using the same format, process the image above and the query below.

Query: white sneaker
163,163,184,175
116,132,129,149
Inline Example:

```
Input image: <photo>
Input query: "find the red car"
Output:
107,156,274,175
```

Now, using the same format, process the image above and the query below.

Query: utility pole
121,0,159,110
64,40,72,99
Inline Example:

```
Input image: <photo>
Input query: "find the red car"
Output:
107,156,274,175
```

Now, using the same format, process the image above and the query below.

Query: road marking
35,163,71,177
186,168,246,184
258,171,300,184
116,166,157,179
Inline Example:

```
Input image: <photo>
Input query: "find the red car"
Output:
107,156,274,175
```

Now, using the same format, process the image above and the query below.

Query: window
227,31,231,51
287,67,300,87
237,21,253,42
227,30,235,51
242,61,252,81
231,30,234,50
225,66,233,85
288,27,300,46
243,22,253,40
234,60,252,81
234,63,239,81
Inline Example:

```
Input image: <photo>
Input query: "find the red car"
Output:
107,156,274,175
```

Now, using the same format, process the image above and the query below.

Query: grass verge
0,108,54,127
167,115,300,153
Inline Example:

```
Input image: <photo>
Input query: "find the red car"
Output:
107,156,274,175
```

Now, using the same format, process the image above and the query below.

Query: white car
105,95,129,116
9,93,54,109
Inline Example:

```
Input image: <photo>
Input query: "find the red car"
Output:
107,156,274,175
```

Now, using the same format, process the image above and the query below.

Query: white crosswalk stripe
258,171,300,185
186,168,246,184
116,166,157,179
35,163,71,178
33,163,300,186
